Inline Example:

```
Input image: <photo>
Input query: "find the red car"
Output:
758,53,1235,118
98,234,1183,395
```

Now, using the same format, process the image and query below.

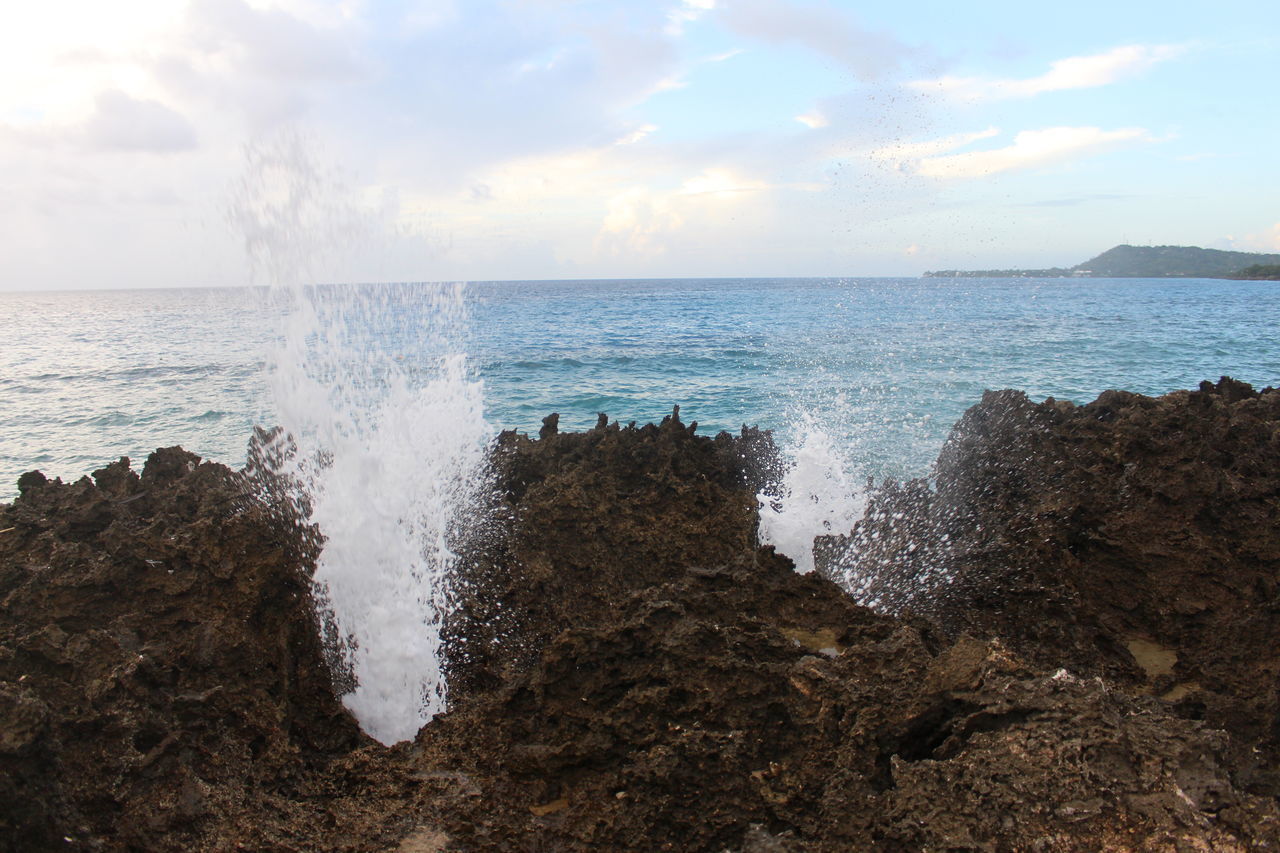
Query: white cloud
680,168,768,196
0,0,1245,287
173,0,366,129
870,127,999,165
615,124,659,145
705,48,743,63
598,187,684,255
1263,224,1280,251
354,2,682,189
666,0,716,36
908,126,1152,179
81,90,198,152
911,44,1183,102
650,75,690,94
717,0,912,79
395,0,460,35
0,1,185,127
186,0,362,82
795,111,828,129
1233,222,1280,252
589,164,779,266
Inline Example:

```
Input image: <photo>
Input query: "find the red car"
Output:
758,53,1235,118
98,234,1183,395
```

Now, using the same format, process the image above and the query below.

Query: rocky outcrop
3,383,1280,850
820,377,1280,792
417,554,1280,850
444,409,775,696
0,449,360,851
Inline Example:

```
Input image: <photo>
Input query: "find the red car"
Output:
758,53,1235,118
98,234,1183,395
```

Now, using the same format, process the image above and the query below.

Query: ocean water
3,276,1279,501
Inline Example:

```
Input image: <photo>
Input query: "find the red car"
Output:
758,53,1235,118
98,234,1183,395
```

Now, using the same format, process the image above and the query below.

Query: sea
4,275,1278,743
3,276,1277,500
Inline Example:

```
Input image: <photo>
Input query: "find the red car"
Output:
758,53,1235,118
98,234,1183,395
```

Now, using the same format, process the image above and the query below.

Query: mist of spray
235,133,489,745
757,412,866,575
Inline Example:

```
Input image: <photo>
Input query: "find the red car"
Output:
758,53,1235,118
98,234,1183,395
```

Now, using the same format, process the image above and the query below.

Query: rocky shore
2,379,1279,851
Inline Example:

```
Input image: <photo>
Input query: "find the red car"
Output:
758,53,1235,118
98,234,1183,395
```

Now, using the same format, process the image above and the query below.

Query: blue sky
1,0,1277,288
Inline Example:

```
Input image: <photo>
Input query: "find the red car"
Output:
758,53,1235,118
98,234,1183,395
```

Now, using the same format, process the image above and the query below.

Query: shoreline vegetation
924,243,1280,279
3,378,1280,850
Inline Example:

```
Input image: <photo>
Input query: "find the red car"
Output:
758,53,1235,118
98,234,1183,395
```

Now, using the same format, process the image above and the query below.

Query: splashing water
757,414,866,575
273,286,489,745
236,134,489,745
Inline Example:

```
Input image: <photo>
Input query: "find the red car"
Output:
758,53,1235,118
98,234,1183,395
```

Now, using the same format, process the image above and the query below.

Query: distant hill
1223,264,1280,281
1078,245,1280,277
924,244,1280,279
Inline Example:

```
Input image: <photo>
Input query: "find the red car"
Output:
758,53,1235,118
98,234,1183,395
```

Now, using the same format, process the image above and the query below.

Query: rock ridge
2,384,1278,850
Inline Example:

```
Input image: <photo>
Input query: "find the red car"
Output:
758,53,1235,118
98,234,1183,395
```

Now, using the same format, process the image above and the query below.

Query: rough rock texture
444,409,774,696
4,386,1280,851
0,450,361,851
820,377,1280,792
417,558,1280,850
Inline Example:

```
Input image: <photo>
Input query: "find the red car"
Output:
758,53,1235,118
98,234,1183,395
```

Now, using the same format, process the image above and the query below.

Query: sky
1,0,1277,289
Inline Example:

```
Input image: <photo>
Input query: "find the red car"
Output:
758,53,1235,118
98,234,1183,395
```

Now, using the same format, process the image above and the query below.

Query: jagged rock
443,411,776,696
4,383,1280,851
0,451,360,851
820,376,1280,793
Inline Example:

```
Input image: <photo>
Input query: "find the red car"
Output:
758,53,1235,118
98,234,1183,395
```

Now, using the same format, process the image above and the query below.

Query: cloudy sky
2,0,1277,289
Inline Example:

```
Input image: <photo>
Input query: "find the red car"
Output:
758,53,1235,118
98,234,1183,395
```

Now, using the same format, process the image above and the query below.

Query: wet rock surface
443,409,772,697
3,383,1279,850
820,377,1280,795
0,449,362,851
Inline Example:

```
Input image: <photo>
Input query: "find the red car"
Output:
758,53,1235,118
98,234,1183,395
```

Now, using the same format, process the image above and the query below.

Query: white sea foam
236,134,489,745
271,285,488,745
757,414,865,575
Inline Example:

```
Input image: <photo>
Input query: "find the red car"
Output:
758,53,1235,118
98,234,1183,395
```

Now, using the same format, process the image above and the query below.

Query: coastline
3,379,1279,850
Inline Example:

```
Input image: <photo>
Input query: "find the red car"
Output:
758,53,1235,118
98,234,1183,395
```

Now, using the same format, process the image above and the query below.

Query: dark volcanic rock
0,452,360,851
444,409,777,696
417,400,1280,850
820,377,1280,792
4,383,1280,851
419,555,1280,850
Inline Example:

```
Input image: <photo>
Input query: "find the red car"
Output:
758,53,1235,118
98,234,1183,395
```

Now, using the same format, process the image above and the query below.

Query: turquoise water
2,277,1278,499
